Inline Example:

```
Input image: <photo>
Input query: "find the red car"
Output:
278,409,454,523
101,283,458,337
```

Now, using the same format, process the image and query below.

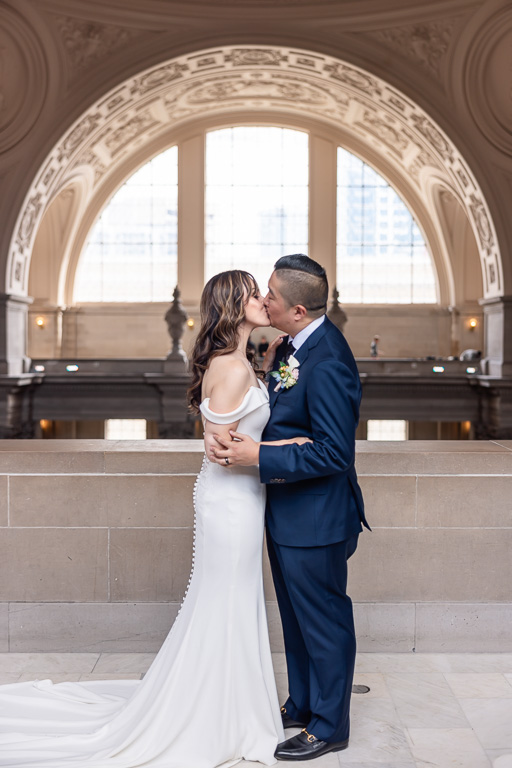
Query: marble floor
0,652,511,767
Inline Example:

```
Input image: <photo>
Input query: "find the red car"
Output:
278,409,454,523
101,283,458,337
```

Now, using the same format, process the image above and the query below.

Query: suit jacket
259,316,370,547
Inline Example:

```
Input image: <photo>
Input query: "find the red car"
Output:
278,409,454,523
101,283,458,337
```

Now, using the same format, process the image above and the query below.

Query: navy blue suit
259,316,370,743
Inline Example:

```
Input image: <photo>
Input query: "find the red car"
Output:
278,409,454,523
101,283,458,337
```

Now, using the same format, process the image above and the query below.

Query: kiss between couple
0,254,370,768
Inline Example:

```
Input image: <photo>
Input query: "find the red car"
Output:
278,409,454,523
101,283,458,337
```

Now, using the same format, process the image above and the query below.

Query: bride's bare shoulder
207,353,247,375
204,354,252,396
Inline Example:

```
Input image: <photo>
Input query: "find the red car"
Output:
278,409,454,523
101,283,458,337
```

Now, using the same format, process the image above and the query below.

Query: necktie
283,339,296,361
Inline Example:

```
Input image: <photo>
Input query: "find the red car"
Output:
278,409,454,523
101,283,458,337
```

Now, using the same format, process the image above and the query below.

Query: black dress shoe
275,729,349,761
280,706,308,729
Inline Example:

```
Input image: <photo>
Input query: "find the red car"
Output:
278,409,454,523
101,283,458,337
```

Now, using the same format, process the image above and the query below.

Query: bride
0,270,309,768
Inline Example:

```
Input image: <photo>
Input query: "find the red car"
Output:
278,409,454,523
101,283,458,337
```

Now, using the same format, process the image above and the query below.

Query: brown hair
187,270,260,413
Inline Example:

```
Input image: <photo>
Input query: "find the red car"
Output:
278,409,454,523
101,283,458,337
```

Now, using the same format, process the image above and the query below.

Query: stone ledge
0,439,510,475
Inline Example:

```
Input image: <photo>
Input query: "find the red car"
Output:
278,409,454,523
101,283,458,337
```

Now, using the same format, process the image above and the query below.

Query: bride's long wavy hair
188,270,261,413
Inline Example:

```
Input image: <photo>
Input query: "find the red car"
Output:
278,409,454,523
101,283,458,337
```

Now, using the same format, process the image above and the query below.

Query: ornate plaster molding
0,5,48,152
462,6,512,156
54,15,144,73
368,18,463,79
7,44,503,299
37,0,483,23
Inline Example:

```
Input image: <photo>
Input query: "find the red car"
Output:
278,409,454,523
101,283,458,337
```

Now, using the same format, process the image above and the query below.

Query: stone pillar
309,135,337,291
0,377,37,438
480,296,512,378
177,135,204,305
448,305,460,357
155,377,196,439
0,293,33,375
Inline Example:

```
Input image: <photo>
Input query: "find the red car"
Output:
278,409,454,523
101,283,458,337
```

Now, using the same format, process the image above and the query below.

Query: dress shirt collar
288,314,325,352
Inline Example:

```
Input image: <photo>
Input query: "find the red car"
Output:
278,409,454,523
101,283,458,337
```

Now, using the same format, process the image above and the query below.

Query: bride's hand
211,430,260,466
261,334,287,373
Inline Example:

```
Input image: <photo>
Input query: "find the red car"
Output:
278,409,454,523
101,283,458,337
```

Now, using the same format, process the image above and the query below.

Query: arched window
205,127,309,292
337,148,437,303
73,131,439,306
74,146,178,302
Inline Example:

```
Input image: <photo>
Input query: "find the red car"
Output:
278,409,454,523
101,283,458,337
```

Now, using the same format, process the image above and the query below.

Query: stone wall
28,303,484,362
0,440,510,653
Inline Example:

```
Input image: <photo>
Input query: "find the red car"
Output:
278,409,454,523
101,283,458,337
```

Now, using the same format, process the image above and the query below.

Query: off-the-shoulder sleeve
199,387,266,425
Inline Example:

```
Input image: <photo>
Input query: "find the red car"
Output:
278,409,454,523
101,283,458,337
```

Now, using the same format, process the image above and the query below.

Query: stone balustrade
0,439,510,653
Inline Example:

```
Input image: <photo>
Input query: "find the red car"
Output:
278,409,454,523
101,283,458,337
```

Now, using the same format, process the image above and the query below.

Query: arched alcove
29,178,90,306
10,44,502,308
429,182,484,353
432,184,483,304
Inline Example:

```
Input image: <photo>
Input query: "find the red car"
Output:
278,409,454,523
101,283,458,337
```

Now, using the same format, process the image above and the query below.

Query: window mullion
178,134,205,305
309,134,337,295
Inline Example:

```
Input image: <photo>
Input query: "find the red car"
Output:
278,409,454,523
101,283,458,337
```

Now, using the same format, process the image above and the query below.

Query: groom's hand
210,431,260,466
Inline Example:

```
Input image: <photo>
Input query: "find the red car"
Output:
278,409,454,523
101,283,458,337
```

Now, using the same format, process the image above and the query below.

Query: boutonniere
269,355,300,392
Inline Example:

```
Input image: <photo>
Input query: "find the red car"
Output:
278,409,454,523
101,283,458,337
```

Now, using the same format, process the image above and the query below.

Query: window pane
74,146,178,302
104,419,147,439
337,148,437,304
205,127,308,292
367,420,408,440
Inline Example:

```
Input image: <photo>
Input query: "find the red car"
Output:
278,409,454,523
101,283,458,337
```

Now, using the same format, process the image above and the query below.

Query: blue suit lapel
270,317,330,406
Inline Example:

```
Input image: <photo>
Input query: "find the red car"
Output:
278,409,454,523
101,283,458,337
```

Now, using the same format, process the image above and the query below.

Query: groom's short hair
273,254,328,318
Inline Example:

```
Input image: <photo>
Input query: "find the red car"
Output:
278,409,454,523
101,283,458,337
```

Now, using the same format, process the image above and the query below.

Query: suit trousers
267,530,359,743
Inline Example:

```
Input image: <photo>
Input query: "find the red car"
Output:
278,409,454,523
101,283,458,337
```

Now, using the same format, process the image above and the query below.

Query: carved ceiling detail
180,0,343,4
369,18,463,79
7,44,503,300
0,6,48,152
462,6,512,156
54,15,144,73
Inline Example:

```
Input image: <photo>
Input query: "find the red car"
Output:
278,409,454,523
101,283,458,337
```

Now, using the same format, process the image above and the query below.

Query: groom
212,254,370,760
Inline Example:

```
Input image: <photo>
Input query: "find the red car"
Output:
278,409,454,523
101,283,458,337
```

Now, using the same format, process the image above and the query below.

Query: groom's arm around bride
259,324,369,546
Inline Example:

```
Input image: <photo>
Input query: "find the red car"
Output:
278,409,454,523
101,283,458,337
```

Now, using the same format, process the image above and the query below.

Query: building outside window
74,147,178,302
337,147,436,303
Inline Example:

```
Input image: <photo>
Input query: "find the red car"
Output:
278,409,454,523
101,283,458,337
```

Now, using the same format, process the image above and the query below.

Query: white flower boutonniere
269,355,300,392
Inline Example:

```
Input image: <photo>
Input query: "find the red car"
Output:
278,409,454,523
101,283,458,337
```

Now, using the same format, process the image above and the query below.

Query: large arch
9,44,501,306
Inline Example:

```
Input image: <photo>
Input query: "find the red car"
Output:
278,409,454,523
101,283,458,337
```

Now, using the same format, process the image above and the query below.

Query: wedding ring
224,457,230,465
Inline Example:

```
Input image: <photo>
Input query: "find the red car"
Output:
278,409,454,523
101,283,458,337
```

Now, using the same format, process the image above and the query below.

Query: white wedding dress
0,379,284,768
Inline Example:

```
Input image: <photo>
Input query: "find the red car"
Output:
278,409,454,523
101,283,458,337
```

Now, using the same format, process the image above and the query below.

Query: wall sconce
187,318,195,329
468,318,478,330
39,419,50,430
35,316,45,329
